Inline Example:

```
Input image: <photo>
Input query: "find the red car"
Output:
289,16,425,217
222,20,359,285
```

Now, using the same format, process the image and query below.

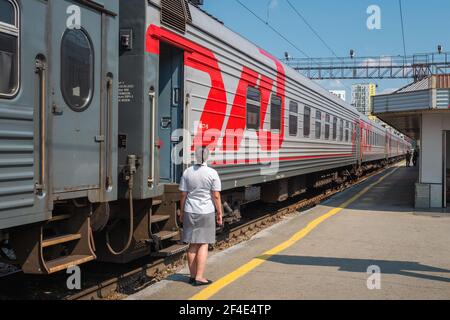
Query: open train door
158,42,185,184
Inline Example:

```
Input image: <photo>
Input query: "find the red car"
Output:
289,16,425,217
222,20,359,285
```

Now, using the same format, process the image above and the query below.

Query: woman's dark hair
195,146,210,164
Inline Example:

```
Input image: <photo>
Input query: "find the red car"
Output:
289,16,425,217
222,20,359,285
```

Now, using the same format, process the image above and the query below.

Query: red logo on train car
145,25,286,153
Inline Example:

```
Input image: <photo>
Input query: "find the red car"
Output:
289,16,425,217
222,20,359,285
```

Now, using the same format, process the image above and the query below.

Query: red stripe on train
212,153,353,166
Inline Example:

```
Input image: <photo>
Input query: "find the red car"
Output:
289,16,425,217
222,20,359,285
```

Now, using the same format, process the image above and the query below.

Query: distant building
329,90,346,101
352,83,377,115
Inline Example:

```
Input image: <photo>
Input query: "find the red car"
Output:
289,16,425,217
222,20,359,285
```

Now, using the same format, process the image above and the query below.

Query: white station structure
373,75,450,209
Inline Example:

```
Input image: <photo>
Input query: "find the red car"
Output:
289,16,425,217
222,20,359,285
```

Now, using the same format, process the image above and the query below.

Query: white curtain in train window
0,50,13,93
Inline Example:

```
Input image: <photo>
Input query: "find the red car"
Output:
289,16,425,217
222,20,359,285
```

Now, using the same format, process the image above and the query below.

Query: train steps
11,207,96,275
149,193,186,258
151,244,189,258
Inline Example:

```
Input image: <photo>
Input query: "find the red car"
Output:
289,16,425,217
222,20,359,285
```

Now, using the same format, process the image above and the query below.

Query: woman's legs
187,244,199,278
187,243,210,282
195,244,209,282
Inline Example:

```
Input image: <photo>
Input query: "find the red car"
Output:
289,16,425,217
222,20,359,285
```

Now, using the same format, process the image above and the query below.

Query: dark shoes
194,279,213,286
189,277,213,286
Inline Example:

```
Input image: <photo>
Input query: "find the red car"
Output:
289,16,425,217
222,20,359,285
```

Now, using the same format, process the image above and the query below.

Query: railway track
0,264,19,279
0,162,401,300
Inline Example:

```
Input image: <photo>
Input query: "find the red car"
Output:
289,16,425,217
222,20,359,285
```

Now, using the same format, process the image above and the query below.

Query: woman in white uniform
179,147,223,286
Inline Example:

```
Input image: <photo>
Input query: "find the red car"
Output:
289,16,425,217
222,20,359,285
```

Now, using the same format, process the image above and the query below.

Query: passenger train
0,0,411,274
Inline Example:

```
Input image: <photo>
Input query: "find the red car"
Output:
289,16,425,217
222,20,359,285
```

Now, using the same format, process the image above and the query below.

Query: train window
0,0,19,97
325,114,330,140
339,119,344,141
289,101,298,136
303,106,311,137
270,95,282,132
345,122,350,142
246,86,260,130
61,29,94,111
332,117,337,140
315,110,322,139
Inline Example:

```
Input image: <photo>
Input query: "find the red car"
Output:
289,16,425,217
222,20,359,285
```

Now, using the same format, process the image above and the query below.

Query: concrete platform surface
127,165,450,300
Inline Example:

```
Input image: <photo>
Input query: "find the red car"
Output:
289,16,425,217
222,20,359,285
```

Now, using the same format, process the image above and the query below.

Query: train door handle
35,56,47,197
149,88,156,188
105,77,114,190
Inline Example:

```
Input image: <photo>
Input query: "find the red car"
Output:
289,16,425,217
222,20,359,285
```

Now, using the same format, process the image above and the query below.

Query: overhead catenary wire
283,0,352,93
234,0,352,94
266,0,271,23
285,0,339,58
233,0,310,58
399,0,407,59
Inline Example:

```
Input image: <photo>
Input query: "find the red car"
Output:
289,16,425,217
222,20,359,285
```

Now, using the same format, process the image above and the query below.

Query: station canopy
373,75,450,140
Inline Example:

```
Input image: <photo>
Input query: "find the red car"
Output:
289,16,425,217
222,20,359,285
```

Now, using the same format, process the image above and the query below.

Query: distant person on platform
179,146,223,287
406,150,411,167
413,149,419,167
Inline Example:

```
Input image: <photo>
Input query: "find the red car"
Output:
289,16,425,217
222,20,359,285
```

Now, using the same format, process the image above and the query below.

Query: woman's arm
179,192,188,222
212,191,223,226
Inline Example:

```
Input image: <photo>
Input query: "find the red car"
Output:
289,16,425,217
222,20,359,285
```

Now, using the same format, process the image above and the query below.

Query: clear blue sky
202,0,450,97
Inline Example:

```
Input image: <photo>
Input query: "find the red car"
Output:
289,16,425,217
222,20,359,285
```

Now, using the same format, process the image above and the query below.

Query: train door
49,1,103,197
158,43,184,184
444,131,450,207
355,121,361,164
359,122,365,163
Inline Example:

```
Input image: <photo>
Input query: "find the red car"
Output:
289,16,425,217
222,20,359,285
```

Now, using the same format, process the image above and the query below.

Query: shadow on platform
257,254,450,284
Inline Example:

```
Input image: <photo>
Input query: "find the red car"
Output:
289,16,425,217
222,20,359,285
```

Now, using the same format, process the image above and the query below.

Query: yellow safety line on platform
190,166,399,300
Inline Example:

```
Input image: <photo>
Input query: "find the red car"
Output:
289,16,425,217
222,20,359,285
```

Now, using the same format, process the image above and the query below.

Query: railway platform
127,163,450,300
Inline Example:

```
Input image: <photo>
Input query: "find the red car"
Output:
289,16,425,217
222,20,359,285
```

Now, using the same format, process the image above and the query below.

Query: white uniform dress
179,163,222,244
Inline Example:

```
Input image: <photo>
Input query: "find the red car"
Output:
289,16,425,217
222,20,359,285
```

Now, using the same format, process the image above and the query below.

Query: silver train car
0,0,411,274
